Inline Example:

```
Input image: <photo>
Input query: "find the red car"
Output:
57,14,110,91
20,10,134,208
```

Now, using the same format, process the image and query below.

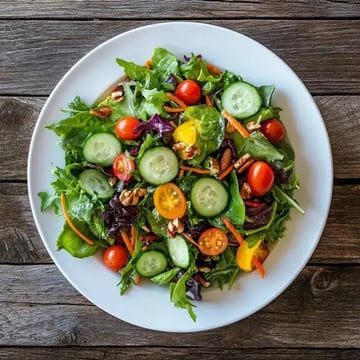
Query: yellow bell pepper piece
236,239,262,272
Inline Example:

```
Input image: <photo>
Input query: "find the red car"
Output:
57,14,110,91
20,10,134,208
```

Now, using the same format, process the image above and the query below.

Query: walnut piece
208,157,220,175
246,121,261,132
119,188,148,206
167,218,185,238
240,182,253,200
89,106,113,119
184,144,201,160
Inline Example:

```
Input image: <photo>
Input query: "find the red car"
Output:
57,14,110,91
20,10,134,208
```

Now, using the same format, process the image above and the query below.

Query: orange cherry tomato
247,161,275,197
153,183,187,220
198,228,228,256
103,245,127,271
115,116,142,140
175,79,202,105
112,153,136,181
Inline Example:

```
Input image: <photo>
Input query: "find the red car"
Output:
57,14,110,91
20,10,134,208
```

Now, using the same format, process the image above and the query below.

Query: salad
39,47,304,321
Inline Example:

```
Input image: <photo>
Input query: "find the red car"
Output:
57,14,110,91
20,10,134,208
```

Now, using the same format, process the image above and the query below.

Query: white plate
28,21,333,332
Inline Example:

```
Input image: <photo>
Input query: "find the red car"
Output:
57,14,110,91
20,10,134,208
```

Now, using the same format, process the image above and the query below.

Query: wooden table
1,1,359,359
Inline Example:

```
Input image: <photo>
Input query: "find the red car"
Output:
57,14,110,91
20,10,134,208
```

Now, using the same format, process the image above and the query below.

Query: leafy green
258,84,275,107
151,267,181,285
272,184,304,215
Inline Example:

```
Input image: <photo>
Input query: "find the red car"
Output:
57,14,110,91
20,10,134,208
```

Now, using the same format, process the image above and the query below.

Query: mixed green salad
39,48,304,321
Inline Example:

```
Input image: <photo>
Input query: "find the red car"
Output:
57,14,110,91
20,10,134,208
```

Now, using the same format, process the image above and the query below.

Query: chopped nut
246,121,261,132
208,157,220,175
90,106,113,118
111,85,125,102
225,121,236,134
237,158,255,174
234,153,252,170
119,188,148,206
240,182,253,200
108,176,117,187
198,265,211,273
167,218,184,238
172,141,186,152
184,144,201,160
219,148,232,171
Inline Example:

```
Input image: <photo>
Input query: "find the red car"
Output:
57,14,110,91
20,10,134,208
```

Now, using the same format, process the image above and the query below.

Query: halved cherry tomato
153,183,187,220
112,153,136,181
260,119,286,144
198,228,228,256
175,79,202,105
115,116,142,140
103,245,127,271
247,161,275,197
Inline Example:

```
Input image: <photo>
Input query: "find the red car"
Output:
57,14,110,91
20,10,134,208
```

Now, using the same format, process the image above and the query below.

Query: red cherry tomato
247,161,275,197
260,119,286,144
112,153,136,181
103,245,127,271
115,116,142,140
175,79,202,105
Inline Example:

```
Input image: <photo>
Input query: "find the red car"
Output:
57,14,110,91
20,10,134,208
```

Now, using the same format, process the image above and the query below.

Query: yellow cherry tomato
153,183,187,220
173,121,198,159
236,239,262,272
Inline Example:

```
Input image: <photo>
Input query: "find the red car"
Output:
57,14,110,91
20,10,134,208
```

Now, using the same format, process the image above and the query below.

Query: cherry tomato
153,183,187,220
260,119,286,144
103,245,127,271
198,228,228,256
247,161,275,197
115,116,142,140
112,153,136,181
175,79,202,105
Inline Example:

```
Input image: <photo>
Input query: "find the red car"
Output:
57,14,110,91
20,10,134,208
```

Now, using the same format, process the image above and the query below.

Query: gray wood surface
1,2,359,359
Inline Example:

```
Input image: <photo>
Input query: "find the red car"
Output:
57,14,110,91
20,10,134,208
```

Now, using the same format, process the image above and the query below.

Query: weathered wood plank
0,265,358,346
1,0,359,19
0,20,360,95
0,184,359,264
0,347,359,360
0,95,359,181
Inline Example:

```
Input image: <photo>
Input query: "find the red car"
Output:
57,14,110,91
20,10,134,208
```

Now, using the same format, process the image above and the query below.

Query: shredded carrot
182,233,199,248
205,95,214,107
252,256,266,278
121,230,134,256
134,274,142,285
218,164,234,181
222,216,245,245
165,93,188,109
222,110,250,138
163,105,187,113
60,193,95,245
145,59,152,69
206,63,222,75
179,168,185,177
130,225,136,248
180,164,210,175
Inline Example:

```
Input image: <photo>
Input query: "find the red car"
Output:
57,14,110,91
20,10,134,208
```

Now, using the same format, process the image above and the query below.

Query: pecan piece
208,157,220,175
184,144,201,160
90,106,113,118
246,121,261,132
172,141,186,152
119,188,148,206
167,218,185,238
240,182,253,200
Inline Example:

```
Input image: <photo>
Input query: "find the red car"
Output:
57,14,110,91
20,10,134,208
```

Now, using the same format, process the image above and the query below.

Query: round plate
28,22,333,332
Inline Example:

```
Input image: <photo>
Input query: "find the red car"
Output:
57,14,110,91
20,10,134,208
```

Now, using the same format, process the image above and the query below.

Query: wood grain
0,95,359,181
0,348,359,360
1,20,360,95
0,265,359,347
1,0,360,19
0,182,359,264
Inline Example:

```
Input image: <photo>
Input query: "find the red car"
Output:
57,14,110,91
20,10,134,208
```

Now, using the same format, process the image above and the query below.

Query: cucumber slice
222,82,262,119
135,250,168,278
139,146,179,185
191,177,229,217
166,235,191,269
83,133,122,166
78,169,114,200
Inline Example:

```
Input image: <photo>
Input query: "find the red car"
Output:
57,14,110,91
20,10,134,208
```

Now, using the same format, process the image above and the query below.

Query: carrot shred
163,105,187,113
179,168,185,177
218,164,234,181
180,164,210,175
130,225,136,248
222,110,250,138
145,59,152,69
134,274,142,285
252,256,266,278
60,193,95,246
182,233,199,248
222,216,245,245
165,93,188,109
206,63,222,75
121,230,134,257
205,95,214,107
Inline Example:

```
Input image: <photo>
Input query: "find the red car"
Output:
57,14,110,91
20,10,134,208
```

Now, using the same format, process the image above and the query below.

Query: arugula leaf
272,185,305,215
151,267,181,285
62,96,90,114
